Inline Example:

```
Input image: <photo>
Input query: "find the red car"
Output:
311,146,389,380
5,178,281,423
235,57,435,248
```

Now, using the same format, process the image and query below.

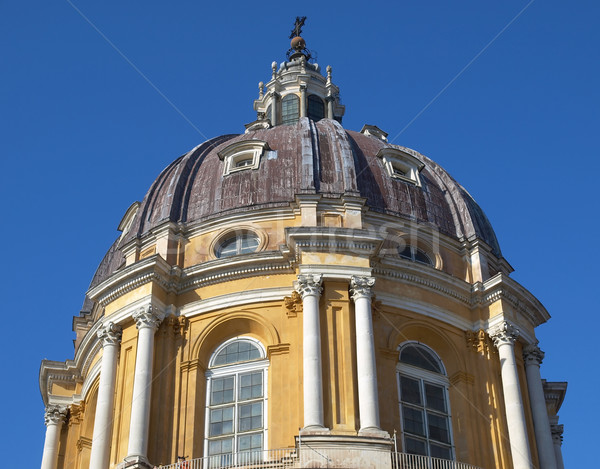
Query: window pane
213,341,262,366
209,406,234,436
208,438,234,468
398,246,412,260
211,376,235,405
402,405,425,436
430,443,452,460
216,237,238,258
400,345,442,373
425,383,446,412
427,412,450,444
239,371,263,400
400,376,422,405
238,433,263,452
282,94,299,125
307,95,324,121
404,436,427,456
239,402,263,432
414,249,432,265
239,235,259,254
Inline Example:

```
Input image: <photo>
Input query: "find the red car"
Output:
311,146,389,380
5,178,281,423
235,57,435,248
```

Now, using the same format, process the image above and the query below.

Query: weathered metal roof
122,118,500,253
81,117,501,313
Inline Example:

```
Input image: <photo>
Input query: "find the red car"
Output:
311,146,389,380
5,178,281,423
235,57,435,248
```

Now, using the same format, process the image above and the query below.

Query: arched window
281,94,299,125
398,245,432,266
205,338,268,466
397,342,453,460
307,95,325,121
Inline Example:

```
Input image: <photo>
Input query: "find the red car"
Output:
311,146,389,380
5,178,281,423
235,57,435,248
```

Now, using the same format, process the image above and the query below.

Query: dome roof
121,118,500,254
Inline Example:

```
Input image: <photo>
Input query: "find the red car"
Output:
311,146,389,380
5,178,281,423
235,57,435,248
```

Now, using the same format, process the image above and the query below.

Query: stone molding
296,274,323,299
132,304,164,331
97,321,122,347
350,276,375,301
488,321,520,348
44,405,68,426
523,343,545,366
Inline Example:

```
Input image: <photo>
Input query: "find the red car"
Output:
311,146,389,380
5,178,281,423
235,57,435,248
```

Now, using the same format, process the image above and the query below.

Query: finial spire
290,16,306,39
287,16,312,61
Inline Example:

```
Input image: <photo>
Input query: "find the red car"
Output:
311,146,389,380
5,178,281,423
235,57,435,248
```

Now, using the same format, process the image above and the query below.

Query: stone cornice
87,255,174,306
476,273,550,327
179,251,294,293
286,226,383,261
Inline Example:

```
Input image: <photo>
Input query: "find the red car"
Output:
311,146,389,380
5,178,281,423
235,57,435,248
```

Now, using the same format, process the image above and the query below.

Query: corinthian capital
523,343,545,366
97,321,122,347
551,424,564,445
132,304,163,331
488,321,519,348
350,276,375,301
44,405,68,426
296,274,323,299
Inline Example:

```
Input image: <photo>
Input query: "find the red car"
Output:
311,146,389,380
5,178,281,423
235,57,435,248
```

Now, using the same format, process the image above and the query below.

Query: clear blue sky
1,1,597,466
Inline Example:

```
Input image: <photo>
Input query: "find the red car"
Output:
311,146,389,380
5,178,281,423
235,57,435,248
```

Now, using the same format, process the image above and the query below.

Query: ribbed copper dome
123,118,499,252
83,117,501,310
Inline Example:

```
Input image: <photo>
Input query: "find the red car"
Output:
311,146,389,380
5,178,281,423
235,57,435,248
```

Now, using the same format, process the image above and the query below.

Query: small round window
215,231,260,258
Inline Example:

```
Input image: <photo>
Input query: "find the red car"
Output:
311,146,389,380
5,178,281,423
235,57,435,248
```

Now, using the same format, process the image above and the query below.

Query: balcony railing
158,449,484,469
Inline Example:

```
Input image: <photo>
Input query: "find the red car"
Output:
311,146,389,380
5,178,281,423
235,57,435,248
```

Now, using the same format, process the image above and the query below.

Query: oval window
216,232,260,258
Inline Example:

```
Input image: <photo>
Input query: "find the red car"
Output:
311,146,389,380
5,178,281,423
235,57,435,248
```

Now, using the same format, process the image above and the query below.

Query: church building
39,21,567,469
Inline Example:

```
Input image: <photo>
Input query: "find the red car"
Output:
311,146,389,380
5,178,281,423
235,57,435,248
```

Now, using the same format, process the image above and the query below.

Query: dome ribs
176,135,237,223
316,119,358,196
117,123,501,255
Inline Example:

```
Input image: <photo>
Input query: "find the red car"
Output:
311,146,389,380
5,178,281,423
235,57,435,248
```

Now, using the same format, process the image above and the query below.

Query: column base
358,426,390,438
118,455,154,469
295,434,393,469
300,425,331,435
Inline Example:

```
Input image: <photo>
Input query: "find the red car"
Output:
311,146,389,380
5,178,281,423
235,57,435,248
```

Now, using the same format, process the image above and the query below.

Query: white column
89,322,122,469
300,85,307,118
296,274,326,430
350,276,382,432
125,305,163,465
489,321,533,469
523,344,557,469
550,424,565,469
40,405,67,469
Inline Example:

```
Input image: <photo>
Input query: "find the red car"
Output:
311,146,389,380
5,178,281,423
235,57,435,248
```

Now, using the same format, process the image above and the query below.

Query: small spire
271,61,277,79
326,65,332,85
258,82,264,99
287,16,312,62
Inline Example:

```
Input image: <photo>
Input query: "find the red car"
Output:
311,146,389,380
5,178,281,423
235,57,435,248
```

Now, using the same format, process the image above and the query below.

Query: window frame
376,148,425,186
281,94,300,125
213,229,263,259
204,337,269,466
396,342,454,460
218,140,271,176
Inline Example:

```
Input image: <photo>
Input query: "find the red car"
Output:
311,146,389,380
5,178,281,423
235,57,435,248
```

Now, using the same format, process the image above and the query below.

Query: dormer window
218,140,271,176
377,148,425,186
281,94,300,125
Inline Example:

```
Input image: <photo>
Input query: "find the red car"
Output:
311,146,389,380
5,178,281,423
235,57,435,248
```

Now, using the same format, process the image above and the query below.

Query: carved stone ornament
132,304,163,331
523,343,545,366
466,329,490,354
69,402,85,427
488,321,519,348
44,405,68,426
551,424,564,445
296,274,323,299
284,290,303,317
350,276,376,301
97,321,122,347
